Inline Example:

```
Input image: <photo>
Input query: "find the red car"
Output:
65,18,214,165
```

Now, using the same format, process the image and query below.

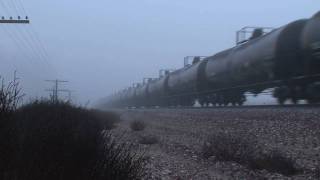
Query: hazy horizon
0,1,319,105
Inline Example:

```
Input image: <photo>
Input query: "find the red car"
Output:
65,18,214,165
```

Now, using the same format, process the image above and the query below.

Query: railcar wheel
223,100,229,106
198,97,209,107
215,94,226,106
274,86,290,105
291,97,298,104
277,97,286,105
186,99,195,107
199,101,204,107
306,82,320,104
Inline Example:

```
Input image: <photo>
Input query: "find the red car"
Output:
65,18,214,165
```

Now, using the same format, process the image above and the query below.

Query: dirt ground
109,107,320,180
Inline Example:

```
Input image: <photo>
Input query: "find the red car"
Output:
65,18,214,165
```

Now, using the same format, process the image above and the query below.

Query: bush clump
0,76,22,119
251,149,299,176
0,100,145,180
202,131,299,176
314,166,320,179
202,131,257,162
93,133,146,180
91,109,121,130
130,120,146,131
138,135,159,145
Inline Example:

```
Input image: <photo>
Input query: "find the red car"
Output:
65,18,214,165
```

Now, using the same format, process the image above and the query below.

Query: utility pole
45,79,69,103
0,16,30,24
13,70,20,108
58,89,74,102
0,15,30,106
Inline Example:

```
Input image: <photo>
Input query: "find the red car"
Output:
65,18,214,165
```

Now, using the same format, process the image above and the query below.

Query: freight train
104,11,320,108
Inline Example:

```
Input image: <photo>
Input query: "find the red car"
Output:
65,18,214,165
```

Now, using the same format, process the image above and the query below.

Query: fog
0,0,319,105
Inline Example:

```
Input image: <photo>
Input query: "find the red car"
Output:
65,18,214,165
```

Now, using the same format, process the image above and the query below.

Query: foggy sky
0,0,319,105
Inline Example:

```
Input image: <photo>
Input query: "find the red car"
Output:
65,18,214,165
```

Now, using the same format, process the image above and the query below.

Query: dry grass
138,134,159,145
130,120,146,131
314,166,320,179
202,131,300,176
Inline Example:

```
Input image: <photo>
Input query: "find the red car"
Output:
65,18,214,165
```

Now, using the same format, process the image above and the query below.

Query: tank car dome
312,11,320,18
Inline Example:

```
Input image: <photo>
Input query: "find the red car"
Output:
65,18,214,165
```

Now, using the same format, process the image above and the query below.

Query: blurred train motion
103,11,320,108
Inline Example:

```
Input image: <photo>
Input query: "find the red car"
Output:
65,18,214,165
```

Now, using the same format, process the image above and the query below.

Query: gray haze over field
0,0,319,105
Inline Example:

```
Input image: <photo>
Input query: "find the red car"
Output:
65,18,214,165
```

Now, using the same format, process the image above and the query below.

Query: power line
2,21,48,67
0,0,37,63
22,25,51,64
0,25,34,63
59,89,74,102
7,0,19,16
0,0,55,72
0,0,51,64
45,79,70,103
15,0,27,15
0,20,40,67
11,0,53,67
14,25,48,64
8,0,44,63
27,26,51,62
12,0,23,14
0,0,11,16
8,24,40,61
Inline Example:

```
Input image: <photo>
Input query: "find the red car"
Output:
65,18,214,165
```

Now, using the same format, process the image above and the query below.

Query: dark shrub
91,109,121,130
250,150,299,176
0,76,22,119
202,131,299,176
202,131,257,162
0,77,22,175
314,166,320,179
138,135,159,145
93,133,146,180
130,120,146,131
0,100,145,180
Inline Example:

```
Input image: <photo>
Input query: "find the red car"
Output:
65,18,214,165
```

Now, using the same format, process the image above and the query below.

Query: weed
138,135,159,145
130,120,146,131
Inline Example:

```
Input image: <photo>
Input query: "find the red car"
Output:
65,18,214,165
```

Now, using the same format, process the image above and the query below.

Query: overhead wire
14,0,27,15
9,23,44,63
21,23,51,63
0,26,40,78
12,0,53,66
26,26,52,62
9,0,47,63
0,25,36,64
6,25,37,62
0,0,53,68
0,0,34,62
7,0,19,16
0,0,11,16
14,25,46,62
10,0,47,60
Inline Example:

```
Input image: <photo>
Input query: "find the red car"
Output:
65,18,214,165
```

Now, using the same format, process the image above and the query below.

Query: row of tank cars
103,11,320,108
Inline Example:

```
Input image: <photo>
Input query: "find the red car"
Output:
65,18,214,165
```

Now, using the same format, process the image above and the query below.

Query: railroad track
121,104,320,110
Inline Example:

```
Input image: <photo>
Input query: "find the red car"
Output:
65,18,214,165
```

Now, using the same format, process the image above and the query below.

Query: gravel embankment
110,107,320,179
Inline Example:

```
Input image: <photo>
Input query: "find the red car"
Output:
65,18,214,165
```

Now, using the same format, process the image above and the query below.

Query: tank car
199,18,309,105
147,76,169,107
300,12,320,103
108,91,121,107
166,60,206,106
121,87,134,108
105,11,320,107
133,84,149,107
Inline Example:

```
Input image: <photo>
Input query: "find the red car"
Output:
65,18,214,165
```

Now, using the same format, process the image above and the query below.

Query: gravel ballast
110,107,320,179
